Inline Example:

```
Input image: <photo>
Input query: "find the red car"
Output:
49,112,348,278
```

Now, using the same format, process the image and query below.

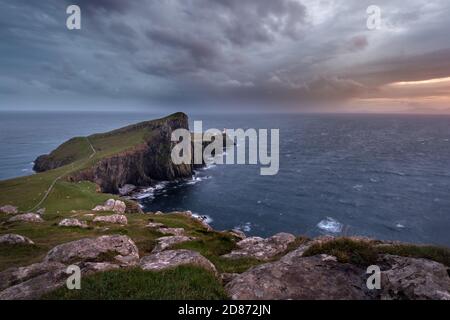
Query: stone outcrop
140,250,217,274
379,255,450,300
152,236,196,253
93,214,128,225
58,218,88,229
222,232,296,261
45,235,139,267
158,227,185,236
0,234,34,245
0,205,18,215
226,248,369,300
92,199,126,214
8,213,44,223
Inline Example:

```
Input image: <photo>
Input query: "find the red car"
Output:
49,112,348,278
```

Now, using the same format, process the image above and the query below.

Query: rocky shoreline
1,202,449,300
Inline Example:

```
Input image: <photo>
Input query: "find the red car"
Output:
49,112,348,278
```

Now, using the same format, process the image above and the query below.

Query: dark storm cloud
1,0,450,111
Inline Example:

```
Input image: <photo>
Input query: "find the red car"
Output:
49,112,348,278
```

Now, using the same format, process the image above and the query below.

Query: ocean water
1,111,450,246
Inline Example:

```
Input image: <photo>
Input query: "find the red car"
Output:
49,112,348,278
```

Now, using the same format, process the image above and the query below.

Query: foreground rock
158,227,185,236
8,213,44,223
92,199,126,214
379,255,450,300
45,235,139,266
0,205,18,215
0,234,34,245
152,236,196,253
226,249,369,300
140,250,217,274
58,218,88,229
222,232,296,261
93,214,128,225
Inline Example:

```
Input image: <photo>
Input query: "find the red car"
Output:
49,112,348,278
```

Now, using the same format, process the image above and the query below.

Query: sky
1,0,450,114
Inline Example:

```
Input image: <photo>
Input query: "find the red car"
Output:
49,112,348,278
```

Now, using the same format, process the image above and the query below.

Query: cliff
33,112,193,193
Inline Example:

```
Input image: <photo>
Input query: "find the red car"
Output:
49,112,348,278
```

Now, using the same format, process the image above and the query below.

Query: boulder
226,250,369,300
222,232,296,261
93,214,128,225
140,249,217,274
146,222,165,228
229,229,247,240
379,255,450,300
92,199,126,214
0,234,34,245
152,236,196,253
44,235,139,267
158,227,185,236
58,218,88,229
0,205,18,215
118,184,136,196
8,213,44,223
36,208,46,215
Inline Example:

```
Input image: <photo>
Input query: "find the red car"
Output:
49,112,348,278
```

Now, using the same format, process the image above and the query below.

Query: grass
302,238,378,266
42,266,228,300
376,244,450,267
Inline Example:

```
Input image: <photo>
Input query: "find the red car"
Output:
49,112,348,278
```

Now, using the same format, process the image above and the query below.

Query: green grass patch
376,244,450,267
303,238,378,266
43,266,228,300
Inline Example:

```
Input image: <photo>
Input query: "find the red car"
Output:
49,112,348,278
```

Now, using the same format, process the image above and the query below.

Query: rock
0,234,34,245
140,250,217,274
158,227,185,236
0,205,18,215
221,273,239,285
222,232,296,261
58,218,88,229
44,235,139,267
81,262,121,274
36,208,46,215
379,255,450,300
146,222,165,228
118,184,136,196
93,214,128,225
225,250,369,300
229,229,247,240
154,211,163,215
8,213,44,223
0,261,66,292
152,236,196,253
92,199,126,214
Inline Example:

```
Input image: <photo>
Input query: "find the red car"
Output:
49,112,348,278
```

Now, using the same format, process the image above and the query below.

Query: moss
303,238,378,266
42,266,228,300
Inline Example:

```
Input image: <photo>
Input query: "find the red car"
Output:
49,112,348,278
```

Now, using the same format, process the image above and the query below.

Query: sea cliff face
33,113,194,194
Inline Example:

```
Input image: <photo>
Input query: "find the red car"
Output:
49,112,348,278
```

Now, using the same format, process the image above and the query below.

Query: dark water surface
1,111,449,245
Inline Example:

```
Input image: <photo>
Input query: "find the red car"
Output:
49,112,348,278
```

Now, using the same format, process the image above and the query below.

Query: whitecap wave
235,222,252,232
317,217,343,234
192,213,213,224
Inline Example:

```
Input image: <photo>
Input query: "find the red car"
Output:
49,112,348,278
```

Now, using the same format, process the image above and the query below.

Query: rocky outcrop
152,236,196,253
222,232,296,261
8,213,44,223
92,199,126,214
0,234,34,245
0,205,18,215
158,227,185,236
379,255,450,300
140,249,217,274
226,248,369,300
58,219,88,229
68,113,193,193
45,235,139,267
93,214,128,225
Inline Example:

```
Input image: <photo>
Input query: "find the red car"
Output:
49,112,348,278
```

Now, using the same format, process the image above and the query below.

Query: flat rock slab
380,255,450,300
44,235,139,266
0,205,18,215
0,234,34,245
226,252,369,300
152,236,196,253
58,218,88,229
8,213,44,223
140,249,217,274
93,214,128,225
147,222,165,228
222,232,296,261
158,227,185,236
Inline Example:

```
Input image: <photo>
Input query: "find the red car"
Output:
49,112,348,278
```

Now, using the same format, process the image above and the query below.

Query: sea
1,111,449,246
